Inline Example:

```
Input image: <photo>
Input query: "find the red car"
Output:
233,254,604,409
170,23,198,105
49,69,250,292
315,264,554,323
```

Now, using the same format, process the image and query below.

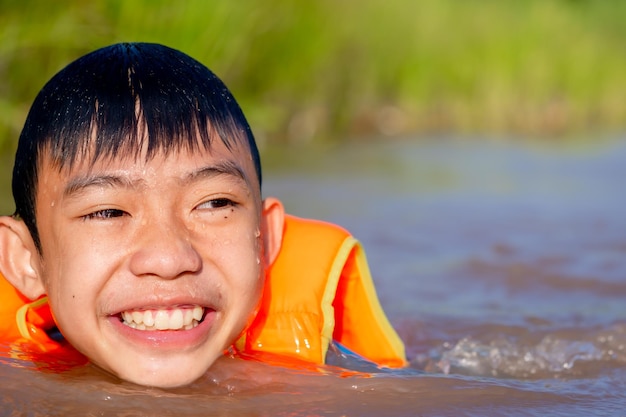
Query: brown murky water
1,139,625,416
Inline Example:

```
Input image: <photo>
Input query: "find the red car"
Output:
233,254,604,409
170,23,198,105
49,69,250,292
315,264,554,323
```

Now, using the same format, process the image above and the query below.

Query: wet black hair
12,42,261,252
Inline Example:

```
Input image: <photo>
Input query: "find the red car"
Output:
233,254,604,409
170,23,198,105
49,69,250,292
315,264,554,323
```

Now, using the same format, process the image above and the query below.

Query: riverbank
2,0,626,149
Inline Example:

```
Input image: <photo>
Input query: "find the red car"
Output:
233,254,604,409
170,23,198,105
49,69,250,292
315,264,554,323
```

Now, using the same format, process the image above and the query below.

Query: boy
0,43,405,387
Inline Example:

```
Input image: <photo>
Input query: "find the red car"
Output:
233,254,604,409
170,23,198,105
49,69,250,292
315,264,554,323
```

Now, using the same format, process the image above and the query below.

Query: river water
1,138,625,416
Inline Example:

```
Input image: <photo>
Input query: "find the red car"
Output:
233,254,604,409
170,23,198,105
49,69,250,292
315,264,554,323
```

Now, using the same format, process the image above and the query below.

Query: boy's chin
103,353,220,388
118,364,208,388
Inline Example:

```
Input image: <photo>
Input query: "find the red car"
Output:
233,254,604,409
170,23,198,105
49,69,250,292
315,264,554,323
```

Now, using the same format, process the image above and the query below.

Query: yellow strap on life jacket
238,215,406,368
15,297,51,342
0,271,57,350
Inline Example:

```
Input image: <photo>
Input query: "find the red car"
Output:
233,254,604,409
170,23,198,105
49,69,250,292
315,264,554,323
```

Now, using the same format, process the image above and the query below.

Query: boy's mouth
119,306,205,331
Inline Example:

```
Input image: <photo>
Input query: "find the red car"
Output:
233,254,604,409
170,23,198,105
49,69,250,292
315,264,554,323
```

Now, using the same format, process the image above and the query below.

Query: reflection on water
2,138,626,415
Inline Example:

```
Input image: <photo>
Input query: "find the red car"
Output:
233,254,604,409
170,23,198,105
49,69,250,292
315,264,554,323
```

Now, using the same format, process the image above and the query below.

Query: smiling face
28,137,276,387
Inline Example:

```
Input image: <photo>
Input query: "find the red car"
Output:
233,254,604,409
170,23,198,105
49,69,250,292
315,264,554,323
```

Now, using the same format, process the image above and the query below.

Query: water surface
2,138,625,416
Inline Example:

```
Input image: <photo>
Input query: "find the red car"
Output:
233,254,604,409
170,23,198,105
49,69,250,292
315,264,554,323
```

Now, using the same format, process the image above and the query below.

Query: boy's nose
129,217,202,280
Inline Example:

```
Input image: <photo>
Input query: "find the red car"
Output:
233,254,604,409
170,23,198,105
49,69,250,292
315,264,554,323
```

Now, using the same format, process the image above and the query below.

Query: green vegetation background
1,0,626,211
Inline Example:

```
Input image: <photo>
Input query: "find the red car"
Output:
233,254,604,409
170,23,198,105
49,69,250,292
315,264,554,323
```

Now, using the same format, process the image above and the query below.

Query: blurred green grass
2,0,626,151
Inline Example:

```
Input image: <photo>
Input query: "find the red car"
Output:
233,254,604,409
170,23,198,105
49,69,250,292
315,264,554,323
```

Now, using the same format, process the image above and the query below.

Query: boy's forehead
39,136,260,192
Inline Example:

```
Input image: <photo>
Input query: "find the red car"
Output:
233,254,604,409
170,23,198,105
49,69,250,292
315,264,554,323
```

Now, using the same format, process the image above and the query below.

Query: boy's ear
0,215,45,300
260,197,285,267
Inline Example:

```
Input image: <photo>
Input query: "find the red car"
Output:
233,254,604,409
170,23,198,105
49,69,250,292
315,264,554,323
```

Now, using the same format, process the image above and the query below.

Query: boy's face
32,136,268,387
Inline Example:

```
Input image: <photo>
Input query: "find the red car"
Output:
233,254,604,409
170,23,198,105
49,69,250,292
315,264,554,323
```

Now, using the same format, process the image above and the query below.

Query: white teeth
154,310,169,330
192,305,203,321
120,306,205,331
169,309,184,330
132,311,143,324
143,311,155,327
121,311,131,323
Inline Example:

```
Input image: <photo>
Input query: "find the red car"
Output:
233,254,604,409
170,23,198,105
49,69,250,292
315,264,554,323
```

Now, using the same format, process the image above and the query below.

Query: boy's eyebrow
183,161,249,187
63,175,138,199
63,161,250,199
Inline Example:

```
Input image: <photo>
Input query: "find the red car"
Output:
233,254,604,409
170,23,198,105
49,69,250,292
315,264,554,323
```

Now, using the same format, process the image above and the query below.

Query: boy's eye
83,209,126,220
197,198,236,210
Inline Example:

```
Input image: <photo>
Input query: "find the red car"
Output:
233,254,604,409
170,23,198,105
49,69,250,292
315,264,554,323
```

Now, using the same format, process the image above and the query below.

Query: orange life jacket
237,215,406,368
0,215,406,369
